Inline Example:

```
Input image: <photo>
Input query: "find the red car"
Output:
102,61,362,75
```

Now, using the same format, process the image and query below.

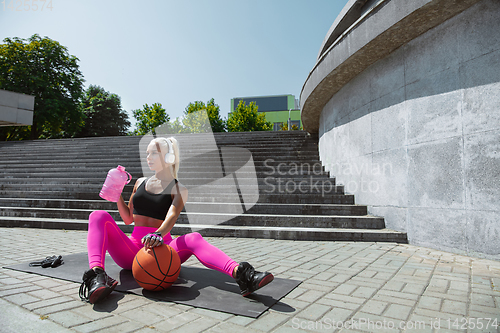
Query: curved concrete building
300,0,500,259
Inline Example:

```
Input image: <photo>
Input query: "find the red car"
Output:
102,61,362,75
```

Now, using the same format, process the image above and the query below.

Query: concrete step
0,138,317,146
0,131,314,147
188,193,355,204
0,173,332,183
0,164,329,175
176,213,385,229
0,175,336,184
0,185,345,197
0,207,384,229
0,138,318,149
0,150,320,159
171,225,408,242
0,154,324,165
0,131,310,143
0,206,119,221
0,179,343,192
0,198,364,216
0,153,322,165
0,198,117,210
189,202,366,216
0,175,334,184
0,216,407,243
0,190,355,204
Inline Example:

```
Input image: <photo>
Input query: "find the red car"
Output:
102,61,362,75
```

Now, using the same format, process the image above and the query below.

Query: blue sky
0,0,347,129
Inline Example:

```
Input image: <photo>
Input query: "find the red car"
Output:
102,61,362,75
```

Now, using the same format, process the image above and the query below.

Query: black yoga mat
4,253,301,318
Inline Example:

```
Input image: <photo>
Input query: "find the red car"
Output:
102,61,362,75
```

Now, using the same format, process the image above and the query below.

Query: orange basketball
132,244,181,291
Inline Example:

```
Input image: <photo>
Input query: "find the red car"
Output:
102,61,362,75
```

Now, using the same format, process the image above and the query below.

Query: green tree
0,123,31,141
77,85,130,137
0,34,85,140
168,117,186,133
227,100,272,132
280,123,299,131
132,103,169,136
184,98,226,132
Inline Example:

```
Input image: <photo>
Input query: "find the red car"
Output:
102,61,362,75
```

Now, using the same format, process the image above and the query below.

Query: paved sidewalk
0,228,499,333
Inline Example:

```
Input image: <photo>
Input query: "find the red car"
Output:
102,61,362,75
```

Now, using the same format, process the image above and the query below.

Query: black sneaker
235,262,274,297
79,268,118,304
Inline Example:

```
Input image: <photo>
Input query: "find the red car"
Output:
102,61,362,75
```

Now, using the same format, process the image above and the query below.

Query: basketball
132,244,181,291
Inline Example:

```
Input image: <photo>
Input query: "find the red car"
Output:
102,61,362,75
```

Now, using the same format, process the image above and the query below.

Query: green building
230,94,301,131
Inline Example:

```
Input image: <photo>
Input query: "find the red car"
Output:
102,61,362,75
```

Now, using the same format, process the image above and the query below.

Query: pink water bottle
99,165,132,202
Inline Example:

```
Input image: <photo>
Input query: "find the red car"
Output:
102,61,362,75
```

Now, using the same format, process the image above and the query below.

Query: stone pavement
0,228,498,333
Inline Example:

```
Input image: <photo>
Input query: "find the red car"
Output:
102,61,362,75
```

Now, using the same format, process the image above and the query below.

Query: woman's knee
89,210,113,225
185,232,204,244
175,232,204,250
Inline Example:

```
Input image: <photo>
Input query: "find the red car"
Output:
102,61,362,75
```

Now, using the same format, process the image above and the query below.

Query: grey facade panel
0,89,34,126
234,96,288,112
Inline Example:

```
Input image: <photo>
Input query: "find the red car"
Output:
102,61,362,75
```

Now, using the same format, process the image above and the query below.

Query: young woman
79,137,273,304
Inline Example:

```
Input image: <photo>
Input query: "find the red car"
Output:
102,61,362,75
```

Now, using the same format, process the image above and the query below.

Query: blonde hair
151,137,180,179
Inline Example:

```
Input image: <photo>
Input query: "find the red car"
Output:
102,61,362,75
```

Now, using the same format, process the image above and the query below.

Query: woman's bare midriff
133,214,163,228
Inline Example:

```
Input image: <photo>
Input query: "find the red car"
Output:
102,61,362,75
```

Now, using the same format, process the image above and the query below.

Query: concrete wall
316,0,500,260
0,89,34,126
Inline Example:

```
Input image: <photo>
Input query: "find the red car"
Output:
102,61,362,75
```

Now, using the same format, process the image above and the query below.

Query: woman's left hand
141,232,164,249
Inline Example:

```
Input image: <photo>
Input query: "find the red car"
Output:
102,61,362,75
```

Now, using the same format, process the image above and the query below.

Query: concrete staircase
0,131,407,242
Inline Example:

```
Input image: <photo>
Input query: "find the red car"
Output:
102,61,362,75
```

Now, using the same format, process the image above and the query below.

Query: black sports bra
132,178,178,220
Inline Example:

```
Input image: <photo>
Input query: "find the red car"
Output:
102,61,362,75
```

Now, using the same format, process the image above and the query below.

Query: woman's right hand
141,232,164,249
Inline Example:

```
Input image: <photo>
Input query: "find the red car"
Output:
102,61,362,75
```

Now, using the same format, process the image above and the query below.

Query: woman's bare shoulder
172,180,188,194
174,181,187,191
133,177,147,192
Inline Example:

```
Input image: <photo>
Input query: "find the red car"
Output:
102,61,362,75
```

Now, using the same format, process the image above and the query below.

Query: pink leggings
87,210,239,278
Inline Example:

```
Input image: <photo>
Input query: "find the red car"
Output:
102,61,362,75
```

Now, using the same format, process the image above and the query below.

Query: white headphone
164,138,175,164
